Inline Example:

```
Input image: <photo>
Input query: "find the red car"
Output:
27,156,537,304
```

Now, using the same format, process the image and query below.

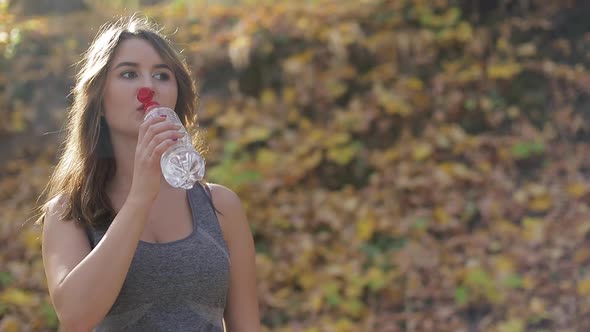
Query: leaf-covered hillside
1,0,590,331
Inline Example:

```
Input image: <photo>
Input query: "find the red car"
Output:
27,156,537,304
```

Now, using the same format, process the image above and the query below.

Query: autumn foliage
1,0,590,331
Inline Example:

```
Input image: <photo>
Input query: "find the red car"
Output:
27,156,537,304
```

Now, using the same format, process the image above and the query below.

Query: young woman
39,15,260,331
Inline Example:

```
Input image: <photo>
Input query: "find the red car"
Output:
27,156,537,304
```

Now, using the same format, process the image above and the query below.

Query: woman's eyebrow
113,62,172,70
114,61,137,69
153,64,172,70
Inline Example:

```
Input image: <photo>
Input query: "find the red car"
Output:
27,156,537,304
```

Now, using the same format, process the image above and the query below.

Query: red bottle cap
137,87,159,112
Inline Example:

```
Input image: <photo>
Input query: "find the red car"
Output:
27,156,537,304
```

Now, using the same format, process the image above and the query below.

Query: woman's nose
140,75,155,88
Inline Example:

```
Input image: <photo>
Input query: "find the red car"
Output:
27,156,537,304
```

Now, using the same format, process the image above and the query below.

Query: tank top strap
188,183,230,261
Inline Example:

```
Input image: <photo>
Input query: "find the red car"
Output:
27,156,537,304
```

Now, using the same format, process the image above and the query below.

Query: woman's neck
107,133,138,195
105,132,179,200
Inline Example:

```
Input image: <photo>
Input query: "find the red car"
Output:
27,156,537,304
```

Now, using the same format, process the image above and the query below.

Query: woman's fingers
138,116,179,141
130,116,184,199
138,116,166,142
151,136,182,160
139,120,181,148
146,130,185,160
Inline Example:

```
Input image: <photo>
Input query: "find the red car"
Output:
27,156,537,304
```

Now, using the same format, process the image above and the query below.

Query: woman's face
103,37,178,138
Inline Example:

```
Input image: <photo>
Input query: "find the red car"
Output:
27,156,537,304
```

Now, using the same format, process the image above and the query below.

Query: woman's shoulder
42,193,89,246
42,194,86,231
204,182,243,211
203,182,250,241
44,193,70,221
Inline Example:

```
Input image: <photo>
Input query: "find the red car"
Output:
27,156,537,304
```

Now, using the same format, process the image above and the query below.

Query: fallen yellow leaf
522,217,545,244
413,143,433,161
522,275,536,290
0,288,35,307
434,207,451,226
323,132,350,148
374,83,411,115
528,195,552,212
260,89,276,106
356,212,376,242
487,62,522,79
240,126,272,145
578,278,590,296
326,143,360,165
0,316,21,332
282,87,296,104
20,227,41,252
497,318,525,332
494,256,514,275
567,183,587,198
307,292,323,313
405,77,424,91
11,110,25,132
334,318,354,332
256,148,278,168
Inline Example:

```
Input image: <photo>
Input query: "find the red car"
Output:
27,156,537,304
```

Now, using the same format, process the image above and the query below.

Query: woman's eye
154,72,170,81
121,71,137,79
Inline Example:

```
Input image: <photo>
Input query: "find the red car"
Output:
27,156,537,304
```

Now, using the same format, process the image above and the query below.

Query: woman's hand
128,115,184,203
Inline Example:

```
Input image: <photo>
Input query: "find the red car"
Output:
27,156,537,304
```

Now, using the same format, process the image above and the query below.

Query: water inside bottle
161,145,206,189
144,107,205,189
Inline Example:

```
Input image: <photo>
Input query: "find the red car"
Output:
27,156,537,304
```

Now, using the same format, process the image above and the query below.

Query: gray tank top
86,184,230,331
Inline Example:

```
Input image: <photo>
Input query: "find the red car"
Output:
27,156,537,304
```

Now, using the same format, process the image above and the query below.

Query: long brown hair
37,15,205,229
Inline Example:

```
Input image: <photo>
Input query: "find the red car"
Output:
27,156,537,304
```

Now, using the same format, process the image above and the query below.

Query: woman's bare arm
210,184,261,332
42,194,153,331
42,116,182,331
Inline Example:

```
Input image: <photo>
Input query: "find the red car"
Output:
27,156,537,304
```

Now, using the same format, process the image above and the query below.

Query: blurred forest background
1,0,590,331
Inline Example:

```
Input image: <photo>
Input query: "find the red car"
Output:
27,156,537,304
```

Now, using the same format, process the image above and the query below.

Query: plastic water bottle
137,87,205,189
143,106,205,189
